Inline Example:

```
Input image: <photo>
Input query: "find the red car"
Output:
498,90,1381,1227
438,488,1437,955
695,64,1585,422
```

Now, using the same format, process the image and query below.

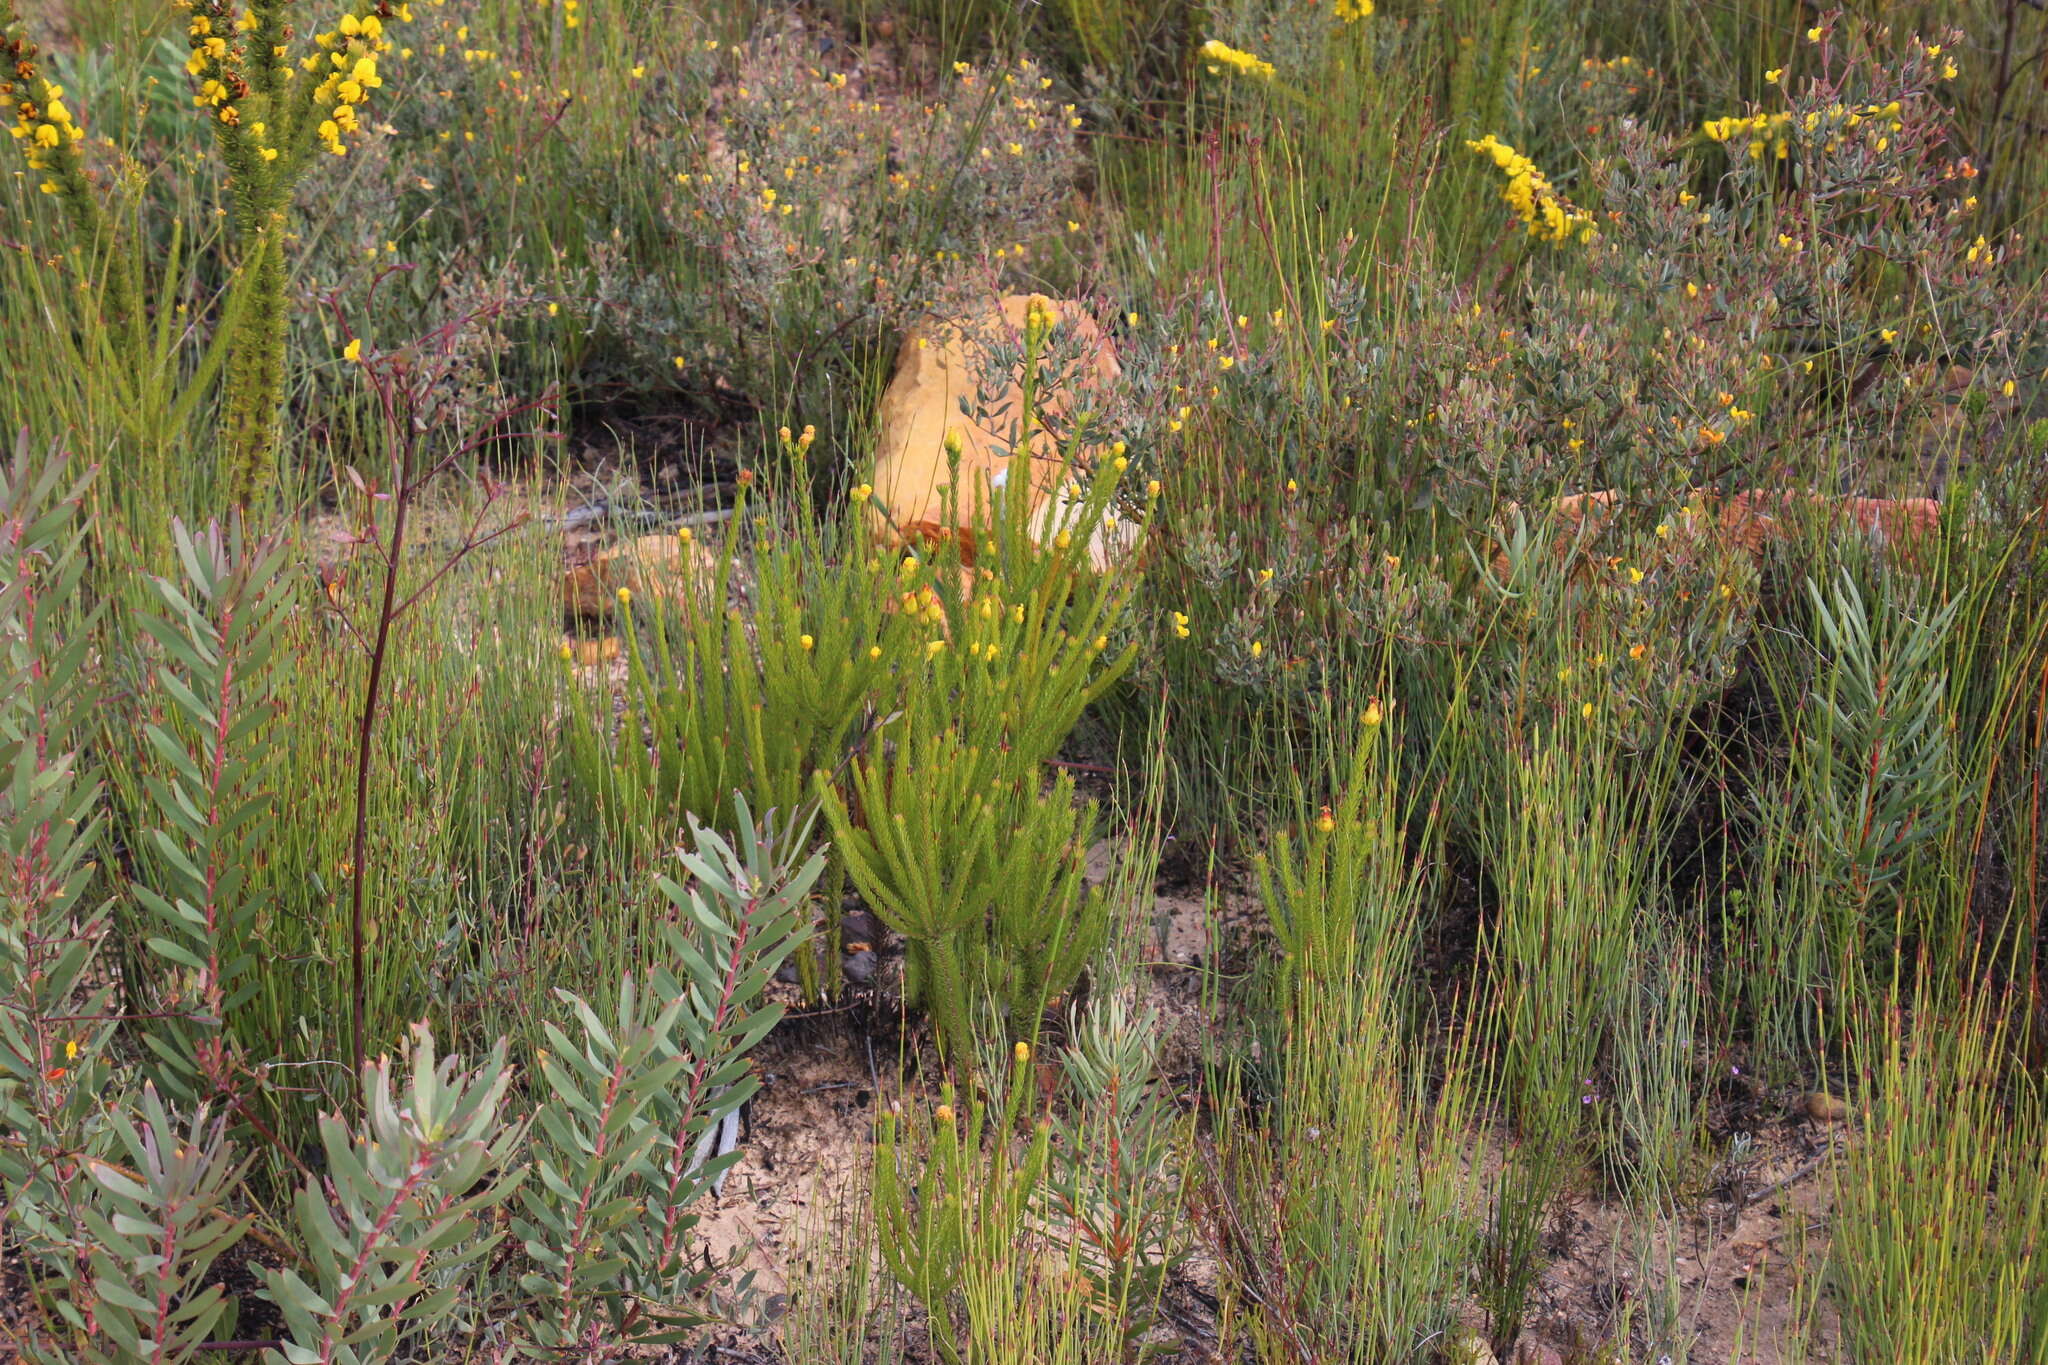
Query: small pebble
1803,1090,1850,1122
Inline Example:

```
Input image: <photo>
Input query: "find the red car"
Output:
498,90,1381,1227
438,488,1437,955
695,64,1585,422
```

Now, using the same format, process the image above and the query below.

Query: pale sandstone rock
870,293,1128,570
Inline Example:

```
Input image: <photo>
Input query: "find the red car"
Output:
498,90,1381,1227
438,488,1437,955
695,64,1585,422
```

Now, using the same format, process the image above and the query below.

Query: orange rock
566,635,621,667
870,294,1127,570
564,534,720,619
1498,487,1938,580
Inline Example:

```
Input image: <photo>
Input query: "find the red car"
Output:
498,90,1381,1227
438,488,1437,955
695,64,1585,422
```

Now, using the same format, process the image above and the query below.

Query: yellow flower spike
1315,806,1337,833
1015,1041,1031,1064
1146,479,1162,499
1362,698,1383,727
934,1104,955,1124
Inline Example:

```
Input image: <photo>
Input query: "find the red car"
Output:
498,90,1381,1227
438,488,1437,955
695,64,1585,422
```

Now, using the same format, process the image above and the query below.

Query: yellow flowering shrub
1464,134,1593,245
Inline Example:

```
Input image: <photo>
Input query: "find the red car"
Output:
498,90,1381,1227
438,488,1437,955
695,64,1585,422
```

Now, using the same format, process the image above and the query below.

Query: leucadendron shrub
1,439,826,1358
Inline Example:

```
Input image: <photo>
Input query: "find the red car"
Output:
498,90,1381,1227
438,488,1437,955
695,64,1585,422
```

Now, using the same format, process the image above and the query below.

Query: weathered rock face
563,533,720,620
1497,487,1939,580
870,293,1126,569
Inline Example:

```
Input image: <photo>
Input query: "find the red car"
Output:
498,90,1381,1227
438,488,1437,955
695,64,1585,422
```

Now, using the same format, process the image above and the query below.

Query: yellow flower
1335,0,1373,19
1315,806,1337,833
1014,1041,1031,1063
1172,611,1190,639
1766,67,1783,83
1363,698,1383,727
1197,39,1276,80
558,642,574,662
1581,702,1595,719
616,586,632,606
1249,640,1263,658
799,634,814,651
1626,565,1645,584
343,337,363,362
